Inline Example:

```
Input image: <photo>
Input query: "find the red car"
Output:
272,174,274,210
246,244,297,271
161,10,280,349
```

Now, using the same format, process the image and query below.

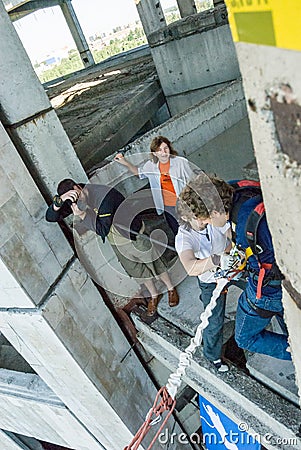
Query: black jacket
46,184,142,242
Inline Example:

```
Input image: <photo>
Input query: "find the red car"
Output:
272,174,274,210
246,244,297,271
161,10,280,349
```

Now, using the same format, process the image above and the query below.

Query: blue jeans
198,281,226,361
235,282,291,360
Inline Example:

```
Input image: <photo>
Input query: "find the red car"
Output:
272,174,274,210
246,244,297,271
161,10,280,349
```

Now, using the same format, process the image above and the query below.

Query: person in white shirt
114,135,195,236
175,175,235,373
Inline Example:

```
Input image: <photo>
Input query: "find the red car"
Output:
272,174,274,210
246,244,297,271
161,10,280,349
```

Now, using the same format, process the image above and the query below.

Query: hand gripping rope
125,250,244,450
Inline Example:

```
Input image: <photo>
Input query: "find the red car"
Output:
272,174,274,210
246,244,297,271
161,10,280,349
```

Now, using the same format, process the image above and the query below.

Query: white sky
13,0,178,62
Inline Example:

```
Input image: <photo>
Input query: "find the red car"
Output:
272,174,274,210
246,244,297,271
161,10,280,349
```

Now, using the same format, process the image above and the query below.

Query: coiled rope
125,277,229,450
165,277,229,399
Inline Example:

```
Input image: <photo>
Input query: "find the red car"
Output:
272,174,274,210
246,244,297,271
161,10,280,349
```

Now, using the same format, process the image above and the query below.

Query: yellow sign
225,0,301,51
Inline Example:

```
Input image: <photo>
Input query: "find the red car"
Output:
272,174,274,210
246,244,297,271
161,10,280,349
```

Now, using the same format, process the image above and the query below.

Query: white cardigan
138,156,194,215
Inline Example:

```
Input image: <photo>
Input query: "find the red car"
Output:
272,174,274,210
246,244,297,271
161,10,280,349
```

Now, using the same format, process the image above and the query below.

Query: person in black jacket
46,179,142,241
46,179,179,316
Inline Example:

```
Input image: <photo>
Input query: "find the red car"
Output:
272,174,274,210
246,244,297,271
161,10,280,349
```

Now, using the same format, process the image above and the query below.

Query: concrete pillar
0,123,171,448
176,0,197,18
147,6,240,115
0,2,138,302
134,0,166,37
60,0,95,68
0,0,86,198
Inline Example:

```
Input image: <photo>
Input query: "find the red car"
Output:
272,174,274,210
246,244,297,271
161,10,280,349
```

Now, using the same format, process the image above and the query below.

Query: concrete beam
8,0,63,22
0,124,74,309
176,0,197,18
0,369,104,449
60,0,94,68
0,258,180,449
133,313,301,450
76,79,165,169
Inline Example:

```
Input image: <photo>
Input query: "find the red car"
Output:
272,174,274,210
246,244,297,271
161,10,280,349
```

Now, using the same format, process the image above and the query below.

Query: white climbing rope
166,277,229,399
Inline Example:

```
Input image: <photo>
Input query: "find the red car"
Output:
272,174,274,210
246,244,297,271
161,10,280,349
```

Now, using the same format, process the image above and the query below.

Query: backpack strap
230,180,262,241
256,263,273,299
231,180,261,189
244,201,276,298
245,201,265,254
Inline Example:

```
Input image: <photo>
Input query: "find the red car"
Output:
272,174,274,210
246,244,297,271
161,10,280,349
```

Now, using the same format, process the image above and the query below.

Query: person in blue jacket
176,173,291,361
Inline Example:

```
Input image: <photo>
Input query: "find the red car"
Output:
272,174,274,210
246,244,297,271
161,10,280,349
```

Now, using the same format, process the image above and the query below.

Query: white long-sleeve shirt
138,156,195,214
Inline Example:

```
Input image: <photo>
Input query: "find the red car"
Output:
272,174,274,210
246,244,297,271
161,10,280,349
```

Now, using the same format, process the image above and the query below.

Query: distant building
44,56,61,66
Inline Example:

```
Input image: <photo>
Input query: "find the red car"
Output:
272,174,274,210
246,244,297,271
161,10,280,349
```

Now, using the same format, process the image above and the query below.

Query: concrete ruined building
0,0,301,449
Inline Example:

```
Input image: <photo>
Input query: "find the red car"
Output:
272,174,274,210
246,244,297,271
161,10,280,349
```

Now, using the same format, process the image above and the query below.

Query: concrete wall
0,122,176,448
99,78,252,185
233,43,301,404
148,6,241,115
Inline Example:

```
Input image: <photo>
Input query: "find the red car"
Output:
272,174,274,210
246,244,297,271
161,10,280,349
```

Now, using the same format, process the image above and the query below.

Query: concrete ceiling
4,0,64,21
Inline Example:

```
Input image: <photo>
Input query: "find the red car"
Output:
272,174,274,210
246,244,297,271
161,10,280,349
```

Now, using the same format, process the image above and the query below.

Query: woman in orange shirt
115,136,195,235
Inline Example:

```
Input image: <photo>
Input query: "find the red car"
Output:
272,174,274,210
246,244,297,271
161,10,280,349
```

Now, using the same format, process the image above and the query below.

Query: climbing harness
214,245,246,282
125,261,242,449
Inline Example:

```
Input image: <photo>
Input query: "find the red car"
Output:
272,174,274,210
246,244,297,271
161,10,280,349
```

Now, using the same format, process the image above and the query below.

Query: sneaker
212,359,229,373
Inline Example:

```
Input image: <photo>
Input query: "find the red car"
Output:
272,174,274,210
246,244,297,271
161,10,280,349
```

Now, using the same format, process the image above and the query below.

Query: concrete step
132,311,301,450
156,275,242,339
247,354,299,407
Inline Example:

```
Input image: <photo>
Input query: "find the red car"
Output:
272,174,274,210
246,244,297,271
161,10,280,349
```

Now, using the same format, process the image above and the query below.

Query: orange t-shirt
159,161,177,206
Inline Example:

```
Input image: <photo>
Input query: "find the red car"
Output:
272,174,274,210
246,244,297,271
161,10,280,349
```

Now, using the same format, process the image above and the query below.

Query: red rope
124,386,176,450
227,268,242,282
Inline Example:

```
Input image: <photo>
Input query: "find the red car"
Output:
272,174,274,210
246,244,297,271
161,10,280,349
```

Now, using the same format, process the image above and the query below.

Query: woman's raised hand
114,153,127,165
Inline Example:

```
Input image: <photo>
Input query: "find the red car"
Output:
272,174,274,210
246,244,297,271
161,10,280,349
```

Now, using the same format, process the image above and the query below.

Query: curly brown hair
176,173,234,223
149,136,178,163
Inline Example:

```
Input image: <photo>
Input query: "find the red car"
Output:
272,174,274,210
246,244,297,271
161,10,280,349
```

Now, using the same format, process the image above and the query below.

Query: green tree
37,25,147,83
